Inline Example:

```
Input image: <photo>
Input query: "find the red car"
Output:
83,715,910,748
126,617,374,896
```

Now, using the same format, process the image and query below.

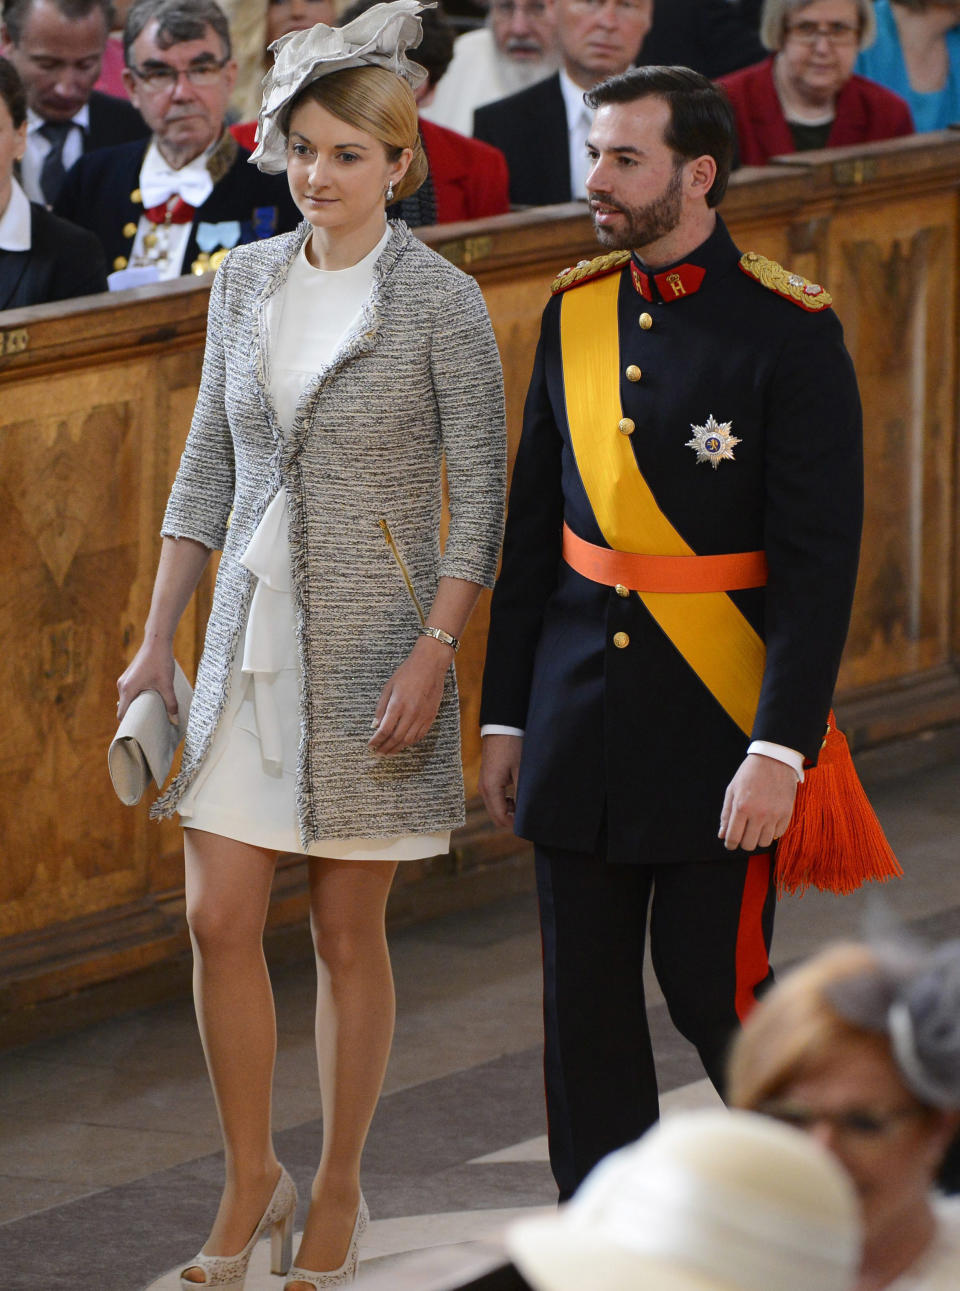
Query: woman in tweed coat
116,8,505,1288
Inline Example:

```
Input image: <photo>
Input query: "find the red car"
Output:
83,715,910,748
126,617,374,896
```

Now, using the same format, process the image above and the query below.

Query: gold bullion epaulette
551,250,631,295
739,251,833,312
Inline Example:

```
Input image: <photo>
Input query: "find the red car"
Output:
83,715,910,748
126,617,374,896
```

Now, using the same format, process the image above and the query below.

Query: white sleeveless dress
178,229,450,860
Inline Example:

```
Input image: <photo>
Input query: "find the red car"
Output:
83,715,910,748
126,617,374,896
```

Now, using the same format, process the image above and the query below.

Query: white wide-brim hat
507,1110,861,1291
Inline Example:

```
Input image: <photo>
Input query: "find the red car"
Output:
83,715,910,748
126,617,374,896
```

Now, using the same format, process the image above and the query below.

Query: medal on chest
685,414,740,469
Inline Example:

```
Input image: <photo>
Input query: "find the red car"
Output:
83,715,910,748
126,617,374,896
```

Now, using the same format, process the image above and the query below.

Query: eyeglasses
784,20,860,46
128,57,230,93
568,0,649,13
759,1101,924,1142
490,1,549,16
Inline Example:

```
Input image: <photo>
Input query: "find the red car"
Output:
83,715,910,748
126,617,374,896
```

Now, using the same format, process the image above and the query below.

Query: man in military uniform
479,65,863,1200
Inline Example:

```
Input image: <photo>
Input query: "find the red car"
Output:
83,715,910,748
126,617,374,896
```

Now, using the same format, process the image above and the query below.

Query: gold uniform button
615,583,630,598
625,364,642,382
618,417,636,436
639,312,653,330
613,631,630,649
113,256,128,271
122,221,138,238
130,188,142,204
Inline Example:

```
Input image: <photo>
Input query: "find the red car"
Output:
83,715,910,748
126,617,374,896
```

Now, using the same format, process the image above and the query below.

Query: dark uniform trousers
537,842,775,1200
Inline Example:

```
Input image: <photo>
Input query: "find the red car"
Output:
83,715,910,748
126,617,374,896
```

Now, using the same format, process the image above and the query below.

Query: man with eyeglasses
421,0,558,138
0,0,147,206
474,0,653,207
54,0,298,282
719,0,914,166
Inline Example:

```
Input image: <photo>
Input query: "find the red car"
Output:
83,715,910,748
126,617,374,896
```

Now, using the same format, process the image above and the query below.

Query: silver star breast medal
685,414,741,469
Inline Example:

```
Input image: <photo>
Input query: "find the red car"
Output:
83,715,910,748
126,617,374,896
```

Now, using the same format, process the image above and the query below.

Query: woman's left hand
369,635,453,755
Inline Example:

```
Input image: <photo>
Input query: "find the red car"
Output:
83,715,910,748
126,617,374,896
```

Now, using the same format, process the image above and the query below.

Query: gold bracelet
419,625,460,653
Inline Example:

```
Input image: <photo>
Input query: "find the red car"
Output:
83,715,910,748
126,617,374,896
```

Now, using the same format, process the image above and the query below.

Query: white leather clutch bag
108,662,194,806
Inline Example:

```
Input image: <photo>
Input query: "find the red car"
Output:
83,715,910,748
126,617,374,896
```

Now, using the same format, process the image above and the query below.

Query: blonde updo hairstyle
282,64,427,202
727,943,918,1112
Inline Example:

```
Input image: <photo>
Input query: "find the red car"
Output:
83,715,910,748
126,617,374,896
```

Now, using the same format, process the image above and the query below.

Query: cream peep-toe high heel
284,1193,369,1289
180,1165,298,1290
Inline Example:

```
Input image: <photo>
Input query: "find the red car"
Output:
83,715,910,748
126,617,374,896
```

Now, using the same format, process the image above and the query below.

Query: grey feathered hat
250,0,430,174
827,939,960,1109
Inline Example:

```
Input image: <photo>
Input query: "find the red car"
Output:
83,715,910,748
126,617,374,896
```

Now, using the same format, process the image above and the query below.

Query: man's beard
590,162,684,252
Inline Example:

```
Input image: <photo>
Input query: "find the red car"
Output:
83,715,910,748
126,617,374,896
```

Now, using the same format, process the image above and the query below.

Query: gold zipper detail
379,517,426,626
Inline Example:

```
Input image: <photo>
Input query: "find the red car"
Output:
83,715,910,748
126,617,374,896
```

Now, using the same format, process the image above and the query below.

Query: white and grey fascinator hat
827,939,960,1109
250,0,430,173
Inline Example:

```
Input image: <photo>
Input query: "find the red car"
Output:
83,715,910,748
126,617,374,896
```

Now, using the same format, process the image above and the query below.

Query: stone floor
1,731,959,1290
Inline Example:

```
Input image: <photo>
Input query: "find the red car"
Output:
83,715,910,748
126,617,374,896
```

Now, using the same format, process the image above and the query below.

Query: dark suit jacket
85,89,148,150
473,73,571,208
480,219,863,864
0,203,107,312
54,135,301,272
638,0,765,77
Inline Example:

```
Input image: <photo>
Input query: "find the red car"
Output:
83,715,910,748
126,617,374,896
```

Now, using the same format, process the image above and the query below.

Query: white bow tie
139,159,214,210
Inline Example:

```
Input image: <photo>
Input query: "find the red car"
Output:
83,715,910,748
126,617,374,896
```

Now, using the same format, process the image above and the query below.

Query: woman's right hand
117,641,178,724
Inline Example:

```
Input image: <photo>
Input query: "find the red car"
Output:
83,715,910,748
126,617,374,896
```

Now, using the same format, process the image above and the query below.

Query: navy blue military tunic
480,217,863,864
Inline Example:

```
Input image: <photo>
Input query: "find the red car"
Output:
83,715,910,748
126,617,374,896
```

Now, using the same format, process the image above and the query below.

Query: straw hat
507,1110,861,1291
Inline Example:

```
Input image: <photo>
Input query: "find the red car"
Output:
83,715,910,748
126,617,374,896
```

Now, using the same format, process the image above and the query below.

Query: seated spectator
474,0,652,207
639,0,767,78
507,1109,861,1291
233,0,511,226
856,0,960,134
54,0,299,284
1,0,147,205
1,54,106,307
420,0,558,137
729,939,960,1290
719,0,915,166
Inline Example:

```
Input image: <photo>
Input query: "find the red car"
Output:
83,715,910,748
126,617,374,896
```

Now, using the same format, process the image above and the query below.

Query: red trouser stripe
734,852,772,1022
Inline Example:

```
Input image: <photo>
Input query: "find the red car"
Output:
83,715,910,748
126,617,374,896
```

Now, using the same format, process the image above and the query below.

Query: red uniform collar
630,259,707,303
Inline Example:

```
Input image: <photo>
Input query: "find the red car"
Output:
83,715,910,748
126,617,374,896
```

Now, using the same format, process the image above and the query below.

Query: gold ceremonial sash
559,271,766,736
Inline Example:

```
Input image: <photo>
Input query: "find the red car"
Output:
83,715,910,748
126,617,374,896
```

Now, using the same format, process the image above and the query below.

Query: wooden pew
3,130,960,1033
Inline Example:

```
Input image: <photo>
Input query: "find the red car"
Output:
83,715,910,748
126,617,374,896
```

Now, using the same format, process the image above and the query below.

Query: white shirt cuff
481,724,525,738
748,740,805,782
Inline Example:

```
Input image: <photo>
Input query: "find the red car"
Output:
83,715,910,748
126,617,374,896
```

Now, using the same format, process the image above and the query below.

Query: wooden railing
3,129,960,1028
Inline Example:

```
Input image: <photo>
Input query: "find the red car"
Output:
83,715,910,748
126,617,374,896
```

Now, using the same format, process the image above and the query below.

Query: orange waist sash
562,523,768,594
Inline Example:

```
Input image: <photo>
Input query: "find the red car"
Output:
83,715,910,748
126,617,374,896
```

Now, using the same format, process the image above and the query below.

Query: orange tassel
775,712,903,897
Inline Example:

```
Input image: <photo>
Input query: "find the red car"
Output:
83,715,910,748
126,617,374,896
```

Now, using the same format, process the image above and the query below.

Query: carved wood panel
0,356,203,938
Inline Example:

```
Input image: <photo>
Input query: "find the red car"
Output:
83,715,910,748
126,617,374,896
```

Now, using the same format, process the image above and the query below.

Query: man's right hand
480,734,523,829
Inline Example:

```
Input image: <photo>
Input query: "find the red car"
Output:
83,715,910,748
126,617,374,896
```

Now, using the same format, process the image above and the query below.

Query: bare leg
287,857,398,1284
182,828,281,1284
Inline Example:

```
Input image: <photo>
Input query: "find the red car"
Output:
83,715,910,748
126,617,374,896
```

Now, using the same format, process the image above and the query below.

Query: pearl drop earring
386,181,395,202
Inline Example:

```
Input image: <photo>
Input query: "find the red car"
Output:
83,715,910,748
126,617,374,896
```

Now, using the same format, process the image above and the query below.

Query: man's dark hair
123,0,231,66
0,54,26,126
585,66,736,209
2,0,114,44
338,0,454,89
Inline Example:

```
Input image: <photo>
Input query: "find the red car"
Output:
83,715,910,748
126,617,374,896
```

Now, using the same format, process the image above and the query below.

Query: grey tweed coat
153,220,506,846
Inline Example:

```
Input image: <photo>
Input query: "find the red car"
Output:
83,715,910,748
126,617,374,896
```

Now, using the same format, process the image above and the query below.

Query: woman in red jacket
719,0,914,166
